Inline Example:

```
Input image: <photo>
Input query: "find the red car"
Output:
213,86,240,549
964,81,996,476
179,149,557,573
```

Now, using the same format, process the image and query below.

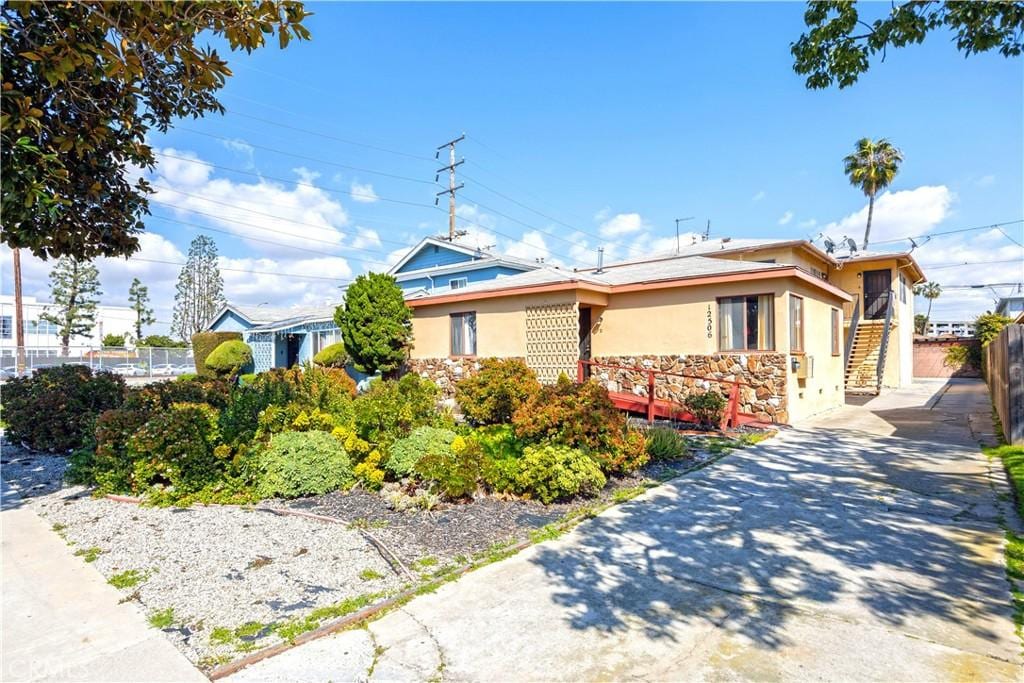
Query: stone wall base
590,354,789,423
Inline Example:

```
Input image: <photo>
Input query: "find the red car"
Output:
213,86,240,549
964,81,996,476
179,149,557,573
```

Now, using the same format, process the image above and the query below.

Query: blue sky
5,2,1023,330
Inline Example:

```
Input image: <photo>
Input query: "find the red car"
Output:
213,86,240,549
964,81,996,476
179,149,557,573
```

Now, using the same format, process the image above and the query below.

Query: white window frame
449,277,468,290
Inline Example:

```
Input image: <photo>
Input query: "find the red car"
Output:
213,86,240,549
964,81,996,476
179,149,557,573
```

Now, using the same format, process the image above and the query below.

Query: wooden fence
985,324,1023,445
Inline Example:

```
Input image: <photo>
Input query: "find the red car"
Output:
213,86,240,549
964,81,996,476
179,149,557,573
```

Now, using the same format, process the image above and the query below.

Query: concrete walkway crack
401,608,447,682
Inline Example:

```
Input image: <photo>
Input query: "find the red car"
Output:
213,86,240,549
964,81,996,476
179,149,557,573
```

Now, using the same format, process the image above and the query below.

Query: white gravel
3,449,403,668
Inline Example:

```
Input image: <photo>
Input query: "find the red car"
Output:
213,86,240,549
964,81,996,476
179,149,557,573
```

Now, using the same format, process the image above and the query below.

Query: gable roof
207,303,338,332
207,303,299,329
388,236,540,278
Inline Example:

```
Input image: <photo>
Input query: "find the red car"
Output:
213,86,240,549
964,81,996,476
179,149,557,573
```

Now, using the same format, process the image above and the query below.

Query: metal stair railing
874,289,896,391
843,295,861,370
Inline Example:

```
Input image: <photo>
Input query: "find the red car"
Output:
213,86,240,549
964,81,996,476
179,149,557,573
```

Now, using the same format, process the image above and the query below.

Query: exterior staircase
845,321,887,393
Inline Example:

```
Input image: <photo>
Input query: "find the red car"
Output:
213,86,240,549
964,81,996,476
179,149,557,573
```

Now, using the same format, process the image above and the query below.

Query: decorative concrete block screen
249,333,274,373
525,302,579,384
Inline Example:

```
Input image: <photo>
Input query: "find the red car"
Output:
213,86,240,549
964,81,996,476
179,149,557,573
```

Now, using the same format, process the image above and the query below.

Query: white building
0,294,136,361
925,320,976,338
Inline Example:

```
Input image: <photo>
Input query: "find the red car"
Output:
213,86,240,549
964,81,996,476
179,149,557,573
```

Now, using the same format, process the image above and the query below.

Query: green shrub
191,331,243,377
178,372,198,382
645,426,690,461
128,403,223,494
205,340,253,378
473,424,524,461
455,358,540,425
482,456,522,495
254,431,354,499
122,376,231,413
238,373,257,385
386,426,457,478
255,403,338,440
91,407,151,493
2,365,125,452
684,391,727,427
414,435,482,499
590,428,649,476
513,444,606,504
512,375,625,453
353,374,439,447
219,376,297,445
292,364,356,415
138,334,187,348
313,342,349,368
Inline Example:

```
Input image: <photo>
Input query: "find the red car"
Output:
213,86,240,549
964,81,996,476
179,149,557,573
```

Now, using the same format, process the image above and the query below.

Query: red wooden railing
577,359,754,429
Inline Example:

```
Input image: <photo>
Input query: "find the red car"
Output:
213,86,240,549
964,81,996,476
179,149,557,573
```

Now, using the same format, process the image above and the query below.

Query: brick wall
912,339,980,378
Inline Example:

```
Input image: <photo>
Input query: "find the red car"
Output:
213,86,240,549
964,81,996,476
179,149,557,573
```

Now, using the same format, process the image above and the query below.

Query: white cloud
593,207,611,223
976,174,996,187
505,230,551,262
599,212,648,238
350,181,379,204
752,190,766,202
821,185,955,246
220,138,255,169
350,228,382,250
778,211,794,226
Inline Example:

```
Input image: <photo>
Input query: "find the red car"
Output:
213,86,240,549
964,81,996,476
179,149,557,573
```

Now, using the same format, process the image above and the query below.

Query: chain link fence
1,346,194,381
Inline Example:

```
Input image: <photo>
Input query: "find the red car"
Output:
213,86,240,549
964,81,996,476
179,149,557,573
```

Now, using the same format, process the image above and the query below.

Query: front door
286,334,303,368
863,269,892,320
578,307,592,380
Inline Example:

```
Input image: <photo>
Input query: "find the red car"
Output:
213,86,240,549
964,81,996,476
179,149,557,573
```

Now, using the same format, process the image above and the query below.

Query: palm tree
843,138,904,250
914,282,942,333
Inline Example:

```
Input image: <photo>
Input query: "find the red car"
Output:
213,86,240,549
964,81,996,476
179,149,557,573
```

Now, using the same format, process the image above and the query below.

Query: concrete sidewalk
229,379,1022,681
1,506,206,683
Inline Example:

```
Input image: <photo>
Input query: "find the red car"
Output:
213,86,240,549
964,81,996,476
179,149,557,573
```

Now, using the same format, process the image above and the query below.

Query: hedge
205,340,254,378
313,342,349,368
191,332,243,377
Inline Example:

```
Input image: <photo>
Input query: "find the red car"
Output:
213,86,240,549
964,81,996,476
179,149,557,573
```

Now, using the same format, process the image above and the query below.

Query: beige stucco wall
829,257,916,388
710,246,832,279
409,274,849,423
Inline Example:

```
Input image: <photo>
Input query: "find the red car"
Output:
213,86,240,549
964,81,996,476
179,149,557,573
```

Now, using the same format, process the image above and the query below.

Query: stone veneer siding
403,357,527,398
590,354,789,423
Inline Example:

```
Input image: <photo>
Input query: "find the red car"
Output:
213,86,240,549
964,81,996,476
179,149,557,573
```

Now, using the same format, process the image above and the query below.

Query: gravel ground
285,449,725,568
0,441,68,509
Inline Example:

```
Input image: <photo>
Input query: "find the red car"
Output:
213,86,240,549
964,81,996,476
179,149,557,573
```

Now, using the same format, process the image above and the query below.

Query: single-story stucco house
403,238,926,424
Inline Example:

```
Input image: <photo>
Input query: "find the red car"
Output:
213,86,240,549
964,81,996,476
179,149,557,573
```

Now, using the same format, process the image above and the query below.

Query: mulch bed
283,454,716,567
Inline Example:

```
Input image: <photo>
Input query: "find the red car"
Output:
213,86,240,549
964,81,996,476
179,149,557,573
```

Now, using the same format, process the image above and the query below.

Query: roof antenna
674,217,694,254
702,220,711,241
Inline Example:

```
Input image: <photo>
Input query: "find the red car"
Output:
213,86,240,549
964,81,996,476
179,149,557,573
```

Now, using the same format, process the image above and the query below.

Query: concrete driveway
231,379,1022,681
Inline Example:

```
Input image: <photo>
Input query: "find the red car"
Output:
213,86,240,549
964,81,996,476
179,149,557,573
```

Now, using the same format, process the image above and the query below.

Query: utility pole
12,248,25,373
674,217,694,254
435,134,465,241
703,220,711,241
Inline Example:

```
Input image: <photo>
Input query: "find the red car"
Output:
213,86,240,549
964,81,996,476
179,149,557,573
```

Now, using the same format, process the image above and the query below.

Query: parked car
1,366,31,380
109,363,146,377
151,363,178,377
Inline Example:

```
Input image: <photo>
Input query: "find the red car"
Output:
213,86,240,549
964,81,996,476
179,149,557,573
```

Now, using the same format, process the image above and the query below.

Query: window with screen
0,316,11,340
450,312,477,356
789,295,804,352
449,277,468,290
718,295,774,351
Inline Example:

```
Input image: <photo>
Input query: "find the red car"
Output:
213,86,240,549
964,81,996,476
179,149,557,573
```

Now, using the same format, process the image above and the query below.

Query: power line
997,227,1024,248
176,127,436,186
132,256,353,283
922,258,1023,270
152,151,437,208
871,219,1024,246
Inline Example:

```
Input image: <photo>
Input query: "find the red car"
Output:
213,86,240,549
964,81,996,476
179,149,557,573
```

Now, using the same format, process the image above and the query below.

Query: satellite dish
824,237,836,254
845,237,858,253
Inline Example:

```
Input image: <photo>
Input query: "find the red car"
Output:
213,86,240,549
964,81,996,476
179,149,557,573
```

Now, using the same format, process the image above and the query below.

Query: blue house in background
207,237,539,372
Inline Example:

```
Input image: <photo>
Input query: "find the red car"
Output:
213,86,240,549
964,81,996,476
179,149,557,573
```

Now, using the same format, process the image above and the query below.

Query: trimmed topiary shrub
253,430,354,499
513,444,606,503
313,342,349,368
2,365,125,452
191,331,242,377
127,402,223,495
684,391,727,427
353,374,439,447
385,426,457,478
205,339,253,378
645,426,690,461
455,358,540,425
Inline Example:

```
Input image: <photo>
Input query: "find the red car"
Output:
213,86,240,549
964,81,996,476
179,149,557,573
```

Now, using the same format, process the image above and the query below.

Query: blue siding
398,265,529,295
397,244,478,273
209,310,252,333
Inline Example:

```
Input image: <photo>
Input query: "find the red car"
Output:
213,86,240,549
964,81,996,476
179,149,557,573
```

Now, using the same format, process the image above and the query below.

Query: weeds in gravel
359,568,384,581
148,607,176,629
209,627,235,646
612,485,648,504
74,546,102,562
348,517,389,530
198,654,232,668
246,556,273,570
274,592,387,643
108,569,149,589
412,556,438,570
51,523,65,532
